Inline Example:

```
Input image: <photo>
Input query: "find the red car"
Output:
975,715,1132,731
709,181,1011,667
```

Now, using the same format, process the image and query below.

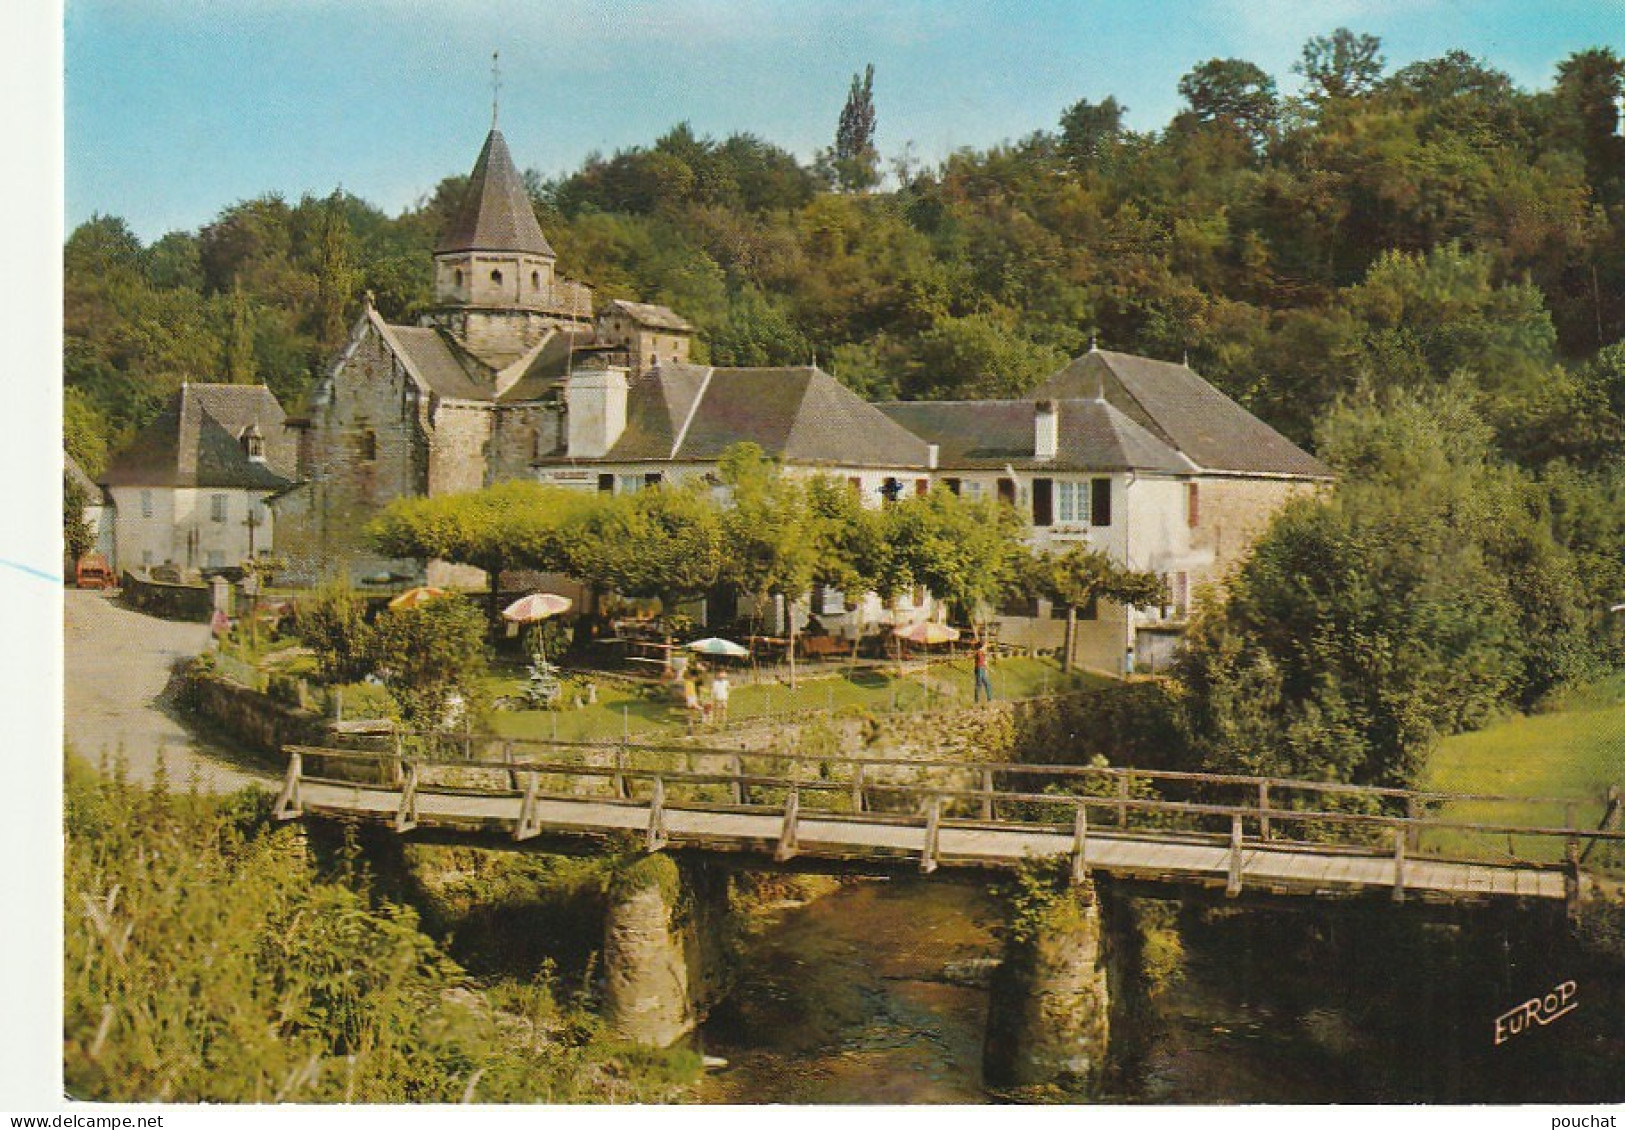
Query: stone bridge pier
601,852,733,1047
983,875,1119,1092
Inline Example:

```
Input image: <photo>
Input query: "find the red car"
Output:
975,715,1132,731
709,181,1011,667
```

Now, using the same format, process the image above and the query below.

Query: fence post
980,767,994,821
1392,825,1407,903
646,775,668,853
274,750,303,820
775,786,800,861
395,761,419,834
850,762,865,814
514,772,541,841
613,746,628,799
1258,782,1271,841
1226,813,1244,897
731,753,746,806
1565,801,1579,866
1406,795,1422,853
1116,773,1130,829
920,795,941,874
1070,801,1089,886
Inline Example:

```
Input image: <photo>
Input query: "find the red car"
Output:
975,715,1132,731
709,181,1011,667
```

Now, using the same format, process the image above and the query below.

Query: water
695,878,1625,1104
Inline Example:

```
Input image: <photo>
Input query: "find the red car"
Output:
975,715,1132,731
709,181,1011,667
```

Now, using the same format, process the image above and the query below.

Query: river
695,876,1624,1104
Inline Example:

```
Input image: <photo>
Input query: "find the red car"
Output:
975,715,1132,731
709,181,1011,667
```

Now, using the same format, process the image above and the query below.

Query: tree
63,472,95,565
1177,58,1279,148
1553,48,1625,208
372,595,489,735
291,581,376,684
833,63,880,192
880,486,1029,631
312,189,358,346
1296,28,1386,103
1023,546,1166,672
1058,96,1126,170
224,280,258,384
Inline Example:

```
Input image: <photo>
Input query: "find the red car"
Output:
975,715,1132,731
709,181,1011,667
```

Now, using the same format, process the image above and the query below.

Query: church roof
435,129,554,257
600,364,932,468
1031,350,1331,478
101,384,296,490
877,398,1193,474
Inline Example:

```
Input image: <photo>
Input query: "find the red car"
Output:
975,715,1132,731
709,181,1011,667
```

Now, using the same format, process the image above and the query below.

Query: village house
98,382,297,575
65,452,114,567
270,121,1331,674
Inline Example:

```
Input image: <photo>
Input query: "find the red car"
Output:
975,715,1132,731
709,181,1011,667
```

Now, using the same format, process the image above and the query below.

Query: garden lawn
483,655,1111,745
1419,673,1625,867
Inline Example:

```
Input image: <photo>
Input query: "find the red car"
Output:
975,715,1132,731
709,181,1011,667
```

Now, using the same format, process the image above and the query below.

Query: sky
64,0,1625,243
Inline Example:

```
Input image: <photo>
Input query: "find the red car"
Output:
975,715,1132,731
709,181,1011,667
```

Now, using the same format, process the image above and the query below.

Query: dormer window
531,270,541,289
239,424,265,462
454,268,464,287
491,269,504,285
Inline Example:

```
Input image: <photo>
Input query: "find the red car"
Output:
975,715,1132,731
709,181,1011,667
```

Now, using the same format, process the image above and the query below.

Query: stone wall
184,666,330,759
120,570,214,621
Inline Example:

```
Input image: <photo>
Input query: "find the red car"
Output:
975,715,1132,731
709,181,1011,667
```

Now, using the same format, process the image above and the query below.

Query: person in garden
710,670,730,725
973,640,994,702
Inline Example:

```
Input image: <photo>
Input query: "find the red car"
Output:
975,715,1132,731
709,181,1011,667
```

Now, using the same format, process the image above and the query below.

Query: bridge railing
277,743,1625,891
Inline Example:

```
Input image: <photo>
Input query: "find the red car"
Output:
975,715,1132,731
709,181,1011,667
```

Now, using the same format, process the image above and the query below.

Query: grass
482,655,1111,745
1418,672,1625,867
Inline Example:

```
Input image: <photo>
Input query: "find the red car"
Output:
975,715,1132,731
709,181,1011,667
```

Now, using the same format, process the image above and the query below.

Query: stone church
271,126,694,586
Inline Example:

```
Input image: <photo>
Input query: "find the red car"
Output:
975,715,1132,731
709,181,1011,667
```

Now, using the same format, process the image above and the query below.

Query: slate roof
101,384,296,490
1031,350,1331,478
375,315,600,404
435,129,554,257
593,364,932,468
602,299,694,333
877,398,1193,474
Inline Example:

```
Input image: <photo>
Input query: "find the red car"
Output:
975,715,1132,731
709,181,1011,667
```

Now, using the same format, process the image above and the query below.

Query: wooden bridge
273,740,1624,908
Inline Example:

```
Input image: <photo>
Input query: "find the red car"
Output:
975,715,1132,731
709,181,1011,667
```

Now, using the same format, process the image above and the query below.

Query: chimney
927,443,939,471
1034,399,1058,461
565,363,630,459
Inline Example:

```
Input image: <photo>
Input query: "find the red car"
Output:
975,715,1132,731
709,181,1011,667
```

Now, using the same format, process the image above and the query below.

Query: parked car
74,553,114,590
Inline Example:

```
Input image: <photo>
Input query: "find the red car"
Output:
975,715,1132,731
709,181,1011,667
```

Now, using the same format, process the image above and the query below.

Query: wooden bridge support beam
984,876,1111,1093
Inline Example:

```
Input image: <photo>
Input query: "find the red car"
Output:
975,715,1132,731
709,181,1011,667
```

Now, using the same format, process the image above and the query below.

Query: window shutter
1187,482,1200,527
1032,478,1054,527
1091,478,1112,526
916,478,929,496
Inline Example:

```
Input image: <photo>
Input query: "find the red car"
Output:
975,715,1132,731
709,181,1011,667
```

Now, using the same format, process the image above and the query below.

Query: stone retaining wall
185,666,330,759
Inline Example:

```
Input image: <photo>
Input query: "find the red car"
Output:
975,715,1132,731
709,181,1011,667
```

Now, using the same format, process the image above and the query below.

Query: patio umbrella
892,621,960,645
686,636,749,659
503,592,574,663
387,585,449,610
501,592,573,622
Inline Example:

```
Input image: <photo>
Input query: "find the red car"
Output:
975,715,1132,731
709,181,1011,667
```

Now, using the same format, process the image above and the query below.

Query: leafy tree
1177,58,1279,148
224,280,259,384
1023,545,1166,671
880,486,1029,630
372,595,490,733
832,64,880,192
63,386,109,477
63,472,95,564
1058,96,1126,170
1296,28,1386,103
291,581,376,684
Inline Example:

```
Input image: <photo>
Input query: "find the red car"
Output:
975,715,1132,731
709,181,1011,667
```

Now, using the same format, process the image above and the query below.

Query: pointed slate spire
435,129,554,257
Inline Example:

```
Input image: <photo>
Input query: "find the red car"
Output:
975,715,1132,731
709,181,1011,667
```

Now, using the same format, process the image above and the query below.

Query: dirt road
63,588,271,790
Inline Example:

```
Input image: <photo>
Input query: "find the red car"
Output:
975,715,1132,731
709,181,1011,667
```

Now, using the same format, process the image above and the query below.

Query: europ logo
1494,980,1577,1045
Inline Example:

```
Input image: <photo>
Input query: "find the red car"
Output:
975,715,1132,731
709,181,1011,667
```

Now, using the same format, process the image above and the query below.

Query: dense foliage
63,757,696,1102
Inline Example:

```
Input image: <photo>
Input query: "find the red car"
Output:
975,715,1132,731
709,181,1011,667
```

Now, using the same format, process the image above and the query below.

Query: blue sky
61,0,1625,241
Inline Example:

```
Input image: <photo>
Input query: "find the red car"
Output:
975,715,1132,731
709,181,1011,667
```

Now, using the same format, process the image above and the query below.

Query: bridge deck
295,779,1569,902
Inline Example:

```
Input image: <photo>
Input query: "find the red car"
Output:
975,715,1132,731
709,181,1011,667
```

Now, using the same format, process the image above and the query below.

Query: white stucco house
99,383,297,575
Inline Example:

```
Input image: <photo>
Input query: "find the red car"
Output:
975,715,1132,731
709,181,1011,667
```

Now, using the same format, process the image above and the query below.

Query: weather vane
492,50,502,129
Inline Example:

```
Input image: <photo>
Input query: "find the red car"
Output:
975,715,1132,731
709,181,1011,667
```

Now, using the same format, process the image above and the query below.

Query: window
880,478,903,503
1186,482,1200,528
644,472,663,488
943,478,961,496
1031,478,1053,527
531,270,541,289
1170,571,1190,617
210,494,228,523
140,490,153,518
597,473,615,493
357,429,377,462
1056,481,1088,525
617,474,642,494
997,478,1017,506
490,268,504,285
962,480,985,503
848,476,863,493
1091,478,1112,527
